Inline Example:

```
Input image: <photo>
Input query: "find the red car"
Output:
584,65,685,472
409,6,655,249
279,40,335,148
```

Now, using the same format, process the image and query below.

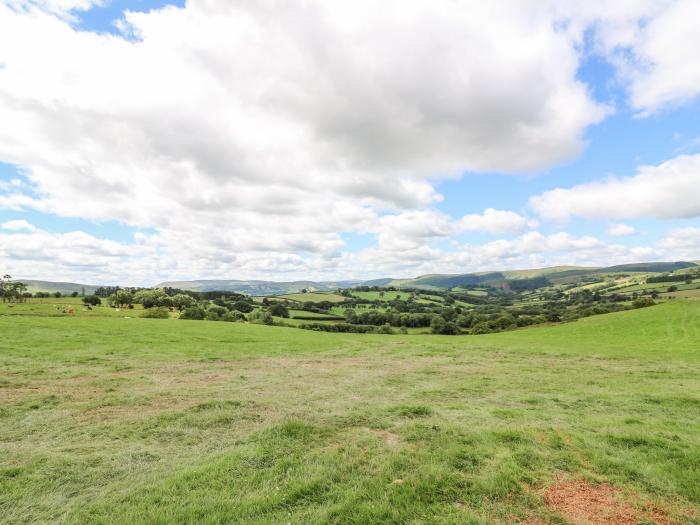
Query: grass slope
14,280,98,295
1,303,698,524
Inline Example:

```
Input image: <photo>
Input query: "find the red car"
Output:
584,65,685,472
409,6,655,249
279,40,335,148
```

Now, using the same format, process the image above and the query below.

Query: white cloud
530,154,700,220
1,1,700,283
607,223,637,237
459,208,537,235
1,219,37,232
595,0,700,113
657,227,700,250
0,0,606,274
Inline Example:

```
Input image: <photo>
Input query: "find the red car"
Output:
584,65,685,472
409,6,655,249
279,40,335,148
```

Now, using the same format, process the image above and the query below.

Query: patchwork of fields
1,301,699,524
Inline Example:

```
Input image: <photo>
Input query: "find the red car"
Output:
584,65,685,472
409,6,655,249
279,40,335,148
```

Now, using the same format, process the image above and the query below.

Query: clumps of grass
392,405,432,418
190,400,243,412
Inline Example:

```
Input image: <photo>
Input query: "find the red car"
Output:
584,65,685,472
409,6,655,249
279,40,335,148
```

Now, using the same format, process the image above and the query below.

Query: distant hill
601,261,697,273
379,262,698,290
155,279,364,296
16,280,99,295
18,261,698,296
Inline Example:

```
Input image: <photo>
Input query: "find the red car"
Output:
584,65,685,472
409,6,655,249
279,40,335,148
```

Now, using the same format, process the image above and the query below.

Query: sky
1,0,700,286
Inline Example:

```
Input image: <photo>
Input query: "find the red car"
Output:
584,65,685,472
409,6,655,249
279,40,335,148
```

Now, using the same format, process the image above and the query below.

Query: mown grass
0,302,699,524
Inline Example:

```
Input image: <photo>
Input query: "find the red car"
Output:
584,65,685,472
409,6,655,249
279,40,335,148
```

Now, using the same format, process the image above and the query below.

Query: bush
206,306,227,320
140,307,170,319
250,309,274,325
632,297,656,309
82,295,101,306
269,304,290,318
221,310,245,322
430,316,459,335
233,300,254,313
180,306,206,320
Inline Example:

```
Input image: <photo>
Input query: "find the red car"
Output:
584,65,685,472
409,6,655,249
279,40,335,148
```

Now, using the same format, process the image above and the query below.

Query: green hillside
155,279,362,295
383,261,697,290
16,279,99,295
1,301,698,523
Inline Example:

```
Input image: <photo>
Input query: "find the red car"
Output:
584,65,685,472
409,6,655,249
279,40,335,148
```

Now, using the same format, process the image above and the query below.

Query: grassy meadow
1,301,699,524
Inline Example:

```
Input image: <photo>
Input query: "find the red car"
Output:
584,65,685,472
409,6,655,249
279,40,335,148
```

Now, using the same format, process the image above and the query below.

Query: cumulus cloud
591,0,700,113
459,209,537,235
530,154,700,220
1,219,37,232
607,223,637,237
0,1,606,265
1,1,700,282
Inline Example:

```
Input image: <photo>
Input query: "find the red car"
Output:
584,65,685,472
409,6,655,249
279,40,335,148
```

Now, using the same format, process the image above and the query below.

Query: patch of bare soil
540,478,678,525
364,427,402,449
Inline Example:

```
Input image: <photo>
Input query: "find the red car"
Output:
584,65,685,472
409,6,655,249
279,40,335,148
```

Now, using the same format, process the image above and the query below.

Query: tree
206,305,227,321
233,300,254,313
108,290,133,308
269,304,289,318
133,289,171,309
431,316,458,335
82,295,102,306
180,306,206,320
0,275,28,303
222,310,245,322
250,309,274,325
171,293,195,311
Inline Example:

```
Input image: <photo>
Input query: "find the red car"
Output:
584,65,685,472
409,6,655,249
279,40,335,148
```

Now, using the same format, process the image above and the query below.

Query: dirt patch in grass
541,477,678,525
365,427,402,449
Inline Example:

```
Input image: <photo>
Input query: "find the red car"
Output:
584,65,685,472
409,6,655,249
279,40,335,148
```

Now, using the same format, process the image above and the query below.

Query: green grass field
1,302,699,524
269,292,348,303
350,291,414,302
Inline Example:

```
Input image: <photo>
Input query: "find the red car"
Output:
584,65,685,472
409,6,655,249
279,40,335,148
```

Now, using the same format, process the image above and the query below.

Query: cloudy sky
1,0,700,285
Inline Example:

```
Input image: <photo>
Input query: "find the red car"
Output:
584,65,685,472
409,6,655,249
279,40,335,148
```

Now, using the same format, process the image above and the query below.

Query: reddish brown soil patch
542,478,678,525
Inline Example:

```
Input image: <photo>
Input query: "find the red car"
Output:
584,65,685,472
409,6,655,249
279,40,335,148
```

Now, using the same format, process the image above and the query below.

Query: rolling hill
15,261,698,296
154,279,364,295
15,280,100,295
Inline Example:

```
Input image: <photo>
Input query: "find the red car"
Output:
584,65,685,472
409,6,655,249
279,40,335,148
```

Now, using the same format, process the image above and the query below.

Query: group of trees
0,274,28,303
647,274,694,284
295,282,660,336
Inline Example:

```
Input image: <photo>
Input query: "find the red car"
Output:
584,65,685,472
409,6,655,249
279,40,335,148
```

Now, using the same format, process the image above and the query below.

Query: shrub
180,306,206,320
221,310,245,322
82,295,101,306
250,309,274,325
269,304,290,318
233,300,254,313
632,297,656,309
431,316,459,335
141,307,170,319
206,306,227,321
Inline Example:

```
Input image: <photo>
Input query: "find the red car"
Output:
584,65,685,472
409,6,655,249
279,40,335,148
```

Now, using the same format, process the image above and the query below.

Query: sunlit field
1,302,698,524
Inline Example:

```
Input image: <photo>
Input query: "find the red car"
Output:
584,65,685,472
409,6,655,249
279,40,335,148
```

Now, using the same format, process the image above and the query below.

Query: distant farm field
0,302,698,524
350,291,414,301
269,292,348,303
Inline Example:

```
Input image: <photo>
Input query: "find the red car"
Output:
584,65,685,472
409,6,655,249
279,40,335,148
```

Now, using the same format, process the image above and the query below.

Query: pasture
350,291,414,302
267,292,348,304
0,302,698,524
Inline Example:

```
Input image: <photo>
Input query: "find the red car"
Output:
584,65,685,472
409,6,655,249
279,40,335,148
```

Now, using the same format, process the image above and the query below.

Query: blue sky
1,1,699,284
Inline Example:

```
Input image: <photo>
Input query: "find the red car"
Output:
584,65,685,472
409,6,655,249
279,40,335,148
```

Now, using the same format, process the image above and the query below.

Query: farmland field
350,291,414,301
268,292,348,303
1,302,699,524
